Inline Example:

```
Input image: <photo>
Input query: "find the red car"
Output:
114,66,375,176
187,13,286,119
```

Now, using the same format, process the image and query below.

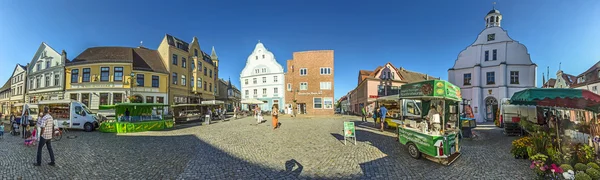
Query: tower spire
493,2,496,9
211,46,218,59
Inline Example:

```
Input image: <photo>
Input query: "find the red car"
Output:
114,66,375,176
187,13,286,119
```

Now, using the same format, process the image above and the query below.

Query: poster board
343,122,356,145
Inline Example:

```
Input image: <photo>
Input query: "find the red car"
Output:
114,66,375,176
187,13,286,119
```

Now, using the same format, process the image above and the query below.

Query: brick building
284,50,334,115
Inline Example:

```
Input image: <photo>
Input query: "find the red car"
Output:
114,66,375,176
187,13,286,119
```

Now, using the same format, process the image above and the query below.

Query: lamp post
129,72,135,102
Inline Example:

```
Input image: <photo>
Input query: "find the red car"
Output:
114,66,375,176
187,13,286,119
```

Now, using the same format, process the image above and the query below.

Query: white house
26,42,67,103
10,64,28,104
448,8,537,123
240,41,285,111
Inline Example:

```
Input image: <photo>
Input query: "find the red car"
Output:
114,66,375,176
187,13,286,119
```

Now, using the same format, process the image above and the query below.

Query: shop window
113,93,123,104
82,68,90,82
81,93,90,107
100,67,109,81
99,93,109,105
114,67,123,82
156,97,164,104
132,95,143,103
146,96,154,103
137,74,145,86
324,97,333,109
314,98,323,109
70,93,78,101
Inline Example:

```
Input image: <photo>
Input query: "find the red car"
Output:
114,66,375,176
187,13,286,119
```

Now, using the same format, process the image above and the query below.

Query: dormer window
262,55,265,59
36,63,41,71
46,60,51,69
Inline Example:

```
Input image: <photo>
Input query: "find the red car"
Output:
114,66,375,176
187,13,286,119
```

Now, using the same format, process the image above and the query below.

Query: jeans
37,137,55,164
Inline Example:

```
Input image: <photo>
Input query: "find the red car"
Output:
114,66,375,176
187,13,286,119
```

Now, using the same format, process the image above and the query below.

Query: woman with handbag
272,105,279,130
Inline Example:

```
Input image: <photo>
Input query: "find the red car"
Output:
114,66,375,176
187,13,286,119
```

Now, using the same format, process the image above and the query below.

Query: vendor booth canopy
510,88,600,112
99,103,169,116
241,99,265,104
201,100,225,105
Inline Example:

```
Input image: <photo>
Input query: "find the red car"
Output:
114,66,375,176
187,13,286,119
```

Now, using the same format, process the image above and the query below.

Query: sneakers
33,163,40,166
48,162,55,166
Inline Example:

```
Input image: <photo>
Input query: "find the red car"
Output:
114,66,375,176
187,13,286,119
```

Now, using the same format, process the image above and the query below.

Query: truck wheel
407,143,421,159
84,123,93,132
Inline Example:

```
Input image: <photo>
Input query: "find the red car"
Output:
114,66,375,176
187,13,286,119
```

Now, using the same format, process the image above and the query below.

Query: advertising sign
343,122,356,145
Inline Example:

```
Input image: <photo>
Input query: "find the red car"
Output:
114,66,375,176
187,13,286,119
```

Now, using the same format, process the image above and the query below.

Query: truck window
75,106,84,115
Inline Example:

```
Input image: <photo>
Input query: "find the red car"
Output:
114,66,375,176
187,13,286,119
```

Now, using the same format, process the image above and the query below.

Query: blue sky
1,0,599,100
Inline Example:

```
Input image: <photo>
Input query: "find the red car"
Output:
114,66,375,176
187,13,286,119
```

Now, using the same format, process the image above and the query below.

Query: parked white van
37,100,99,132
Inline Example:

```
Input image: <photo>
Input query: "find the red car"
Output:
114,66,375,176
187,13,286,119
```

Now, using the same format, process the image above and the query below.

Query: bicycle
52,127,66,142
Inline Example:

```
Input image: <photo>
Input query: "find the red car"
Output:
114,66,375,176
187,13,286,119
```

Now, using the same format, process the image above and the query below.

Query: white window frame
274,87,278,94
320,82,332,90
300,68,307,76
313,97,323,109
273,76,278,83
245,79,248,85
300,82,308,90
323,97,333,109
320,67,332,75
253,78,257,84
287,83,292,91
255,69,260,74
181,75,186,86
262,77,266,83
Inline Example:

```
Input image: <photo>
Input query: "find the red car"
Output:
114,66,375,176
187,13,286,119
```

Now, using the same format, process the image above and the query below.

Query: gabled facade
447,8,537,122
26,42,67,103
65,46,169,111
0,79,11,114
348,62,437,114
216,78,241,111
10,64,28,105
240,42,285,111
542,78,556,88
555,70,577,88
571,61,600,94
157,34,218,105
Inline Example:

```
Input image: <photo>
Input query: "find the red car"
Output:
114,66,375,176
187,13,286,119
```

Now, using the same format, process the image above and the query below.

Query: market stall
509,88,600,179
396,80,462,166
172,104,203,122
98,103,173,133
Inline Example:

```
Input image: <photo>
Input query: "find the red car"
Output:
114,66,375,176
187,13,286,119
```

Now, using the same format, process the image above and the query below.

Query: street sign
343,122,356,145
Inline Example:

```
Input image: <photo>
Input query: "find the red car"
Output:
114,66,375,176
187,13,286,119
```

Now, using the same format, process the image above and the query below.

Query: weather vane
140,41,143,47
493,2,496,9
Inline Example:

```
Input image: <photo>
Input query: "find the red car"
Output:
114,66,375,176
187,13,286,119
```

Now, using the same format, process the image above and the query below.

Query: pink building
347,62,437,115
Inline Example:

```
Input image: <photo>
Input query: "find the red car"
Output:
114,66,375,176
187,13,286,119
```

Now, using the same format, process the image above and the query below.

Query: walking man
35,106,55,166
361,106,366,122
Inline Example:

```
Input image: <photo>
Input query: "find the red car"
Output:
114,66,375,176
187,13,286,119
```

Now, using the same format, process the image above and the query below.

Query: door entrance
485,97,498,122
298,103,306,114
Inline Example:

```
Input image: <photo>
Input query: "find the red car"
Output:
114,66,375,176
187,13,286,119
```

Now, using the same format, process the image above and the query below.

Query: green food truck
396,80,462,165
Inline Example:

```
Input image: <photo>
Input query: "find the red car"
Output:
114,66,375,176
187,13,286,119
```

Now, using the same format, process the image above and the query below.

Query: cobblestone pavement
0,115,535,179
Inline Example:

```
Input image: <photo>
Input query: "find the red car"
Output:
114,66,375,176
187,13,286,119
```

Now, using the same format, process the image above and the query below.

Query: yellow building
157,34,219,104
65,46,169,111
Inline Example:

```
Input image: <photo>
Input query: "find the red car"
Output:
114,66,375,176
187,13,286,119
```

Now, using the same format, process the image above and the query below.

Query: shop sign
298,91,322,95
369,95,379,99
132,87,159,92
71,83,123,89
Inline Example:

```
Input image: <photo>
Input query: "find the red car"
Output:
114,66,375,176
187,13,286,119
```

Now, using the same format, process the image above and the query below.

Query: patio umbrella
241,99,264,104
510,88,600,113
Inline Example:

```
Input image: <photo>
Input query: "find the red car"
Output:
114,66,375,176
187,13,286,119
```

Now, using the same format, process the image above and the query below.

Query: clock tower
485,7,502,28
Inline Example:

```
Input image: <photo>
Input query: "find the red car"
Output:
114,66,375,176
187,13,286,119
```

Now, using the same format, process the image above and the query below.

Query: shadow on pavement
1,129,305,179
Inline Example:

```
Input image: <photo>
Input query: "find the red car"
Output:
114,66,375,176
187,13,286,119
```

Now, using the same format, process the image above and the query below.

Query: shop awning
241,99,264,104
201,100,225,105
510,88,600,112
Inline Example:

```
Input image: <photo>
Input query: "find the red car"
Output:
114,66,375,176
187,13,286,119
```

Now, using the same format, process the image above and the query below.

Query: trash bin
204,115,211,125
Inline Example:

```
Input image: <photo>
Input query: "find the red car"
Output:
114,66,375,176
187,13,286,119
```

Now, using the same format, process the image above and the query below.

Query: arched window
496,16,499,23
490,16,495,23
